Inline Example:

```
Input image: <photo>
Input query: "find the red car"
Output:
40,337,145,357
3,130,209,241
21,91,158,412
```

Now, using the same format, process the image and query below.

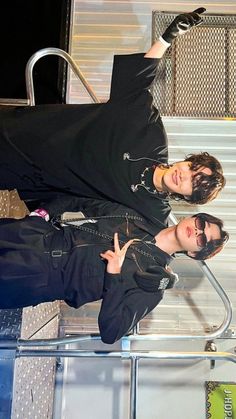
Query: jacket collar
133,217,173,265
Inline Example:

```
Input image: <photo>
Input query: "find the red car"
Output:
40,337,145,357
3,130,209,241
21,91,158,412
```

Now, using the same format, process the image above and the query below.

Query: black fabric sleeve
109,53,160,104
36,194,85,217
39,195,134,219
98,272,163,344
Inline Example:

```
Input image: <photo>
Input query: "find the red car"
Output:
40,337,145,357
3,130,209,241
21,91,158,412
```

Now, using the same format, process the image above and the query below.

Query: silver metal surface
21,301,60,339
0,350,16,419
130,357,138,419
25,47,100,105
152,12,236,118
0,98,29,106
11,315,59,419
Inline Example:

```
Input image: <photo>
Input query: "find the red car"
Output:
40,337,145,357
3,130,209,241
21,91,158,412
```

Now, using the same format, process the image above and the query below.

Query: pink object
29,208,49,221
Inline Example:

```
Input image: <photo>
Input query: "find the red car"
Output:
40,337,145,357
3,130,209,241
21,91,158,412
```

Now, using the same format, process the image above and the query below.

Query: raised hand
100,232,135,274
161,8,206,45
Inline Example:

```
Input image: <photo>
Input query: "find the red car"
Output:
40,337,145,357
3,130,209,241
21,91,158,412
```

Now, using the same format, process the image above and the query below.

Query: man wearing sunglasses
0,8,225,228
0,197,228,344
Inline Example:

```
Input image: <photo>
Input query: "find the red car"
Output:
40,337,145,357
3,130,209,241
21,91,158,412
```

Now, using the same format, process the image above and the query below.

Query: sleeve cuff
104,272,123,290
159,36,171,48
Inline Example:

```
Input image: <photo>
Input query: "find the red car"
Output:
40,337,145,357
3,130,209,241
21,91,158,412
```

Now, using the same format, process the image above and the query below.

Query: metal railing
25,47,100,105
14,349,236,364
0,341,235,419
0,47,100,106
1,338,235,419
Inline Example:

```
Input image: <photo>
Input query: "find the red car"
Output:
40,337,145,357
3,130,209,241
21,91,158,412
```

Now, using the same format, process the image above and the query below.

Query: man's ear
187,251,197,258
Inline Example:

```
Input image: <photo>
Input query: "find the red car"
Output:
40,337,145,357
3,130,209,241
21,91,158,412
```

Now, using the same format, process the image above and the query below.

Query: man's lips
172,170,178,186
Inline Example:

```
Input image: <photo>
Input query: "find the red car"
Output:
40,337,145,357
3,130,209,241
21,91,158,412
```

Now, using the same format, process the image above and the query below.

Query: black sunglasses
194,216,207,249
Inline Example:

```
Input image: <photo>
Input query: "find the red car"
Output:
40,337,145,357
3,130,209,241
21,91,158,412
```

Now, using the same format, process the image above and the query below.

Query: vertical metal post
130,356,138,419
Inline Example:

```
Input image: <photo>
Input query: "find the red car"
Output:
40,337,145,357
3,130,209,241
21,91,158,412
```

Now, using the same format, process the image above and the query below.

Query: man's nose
195,227,204,235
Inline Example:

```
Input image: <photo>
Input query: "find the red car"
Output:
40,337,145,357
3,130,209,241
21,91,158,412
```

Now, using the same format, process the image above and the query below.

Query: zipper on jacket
131,252,143,271
125,212,130,236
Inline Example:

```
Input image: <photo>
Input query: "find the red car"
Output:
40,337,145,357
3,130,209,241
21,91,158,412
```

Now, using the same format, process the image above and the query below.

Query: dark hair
171,152,226,205
188,213,229,260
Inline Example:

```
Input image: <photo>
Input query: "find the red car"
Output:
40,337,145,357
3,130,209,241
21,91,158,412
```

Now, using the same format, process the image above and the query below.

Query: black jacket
0,199,174,344
0,53,170,228
48,197,174,344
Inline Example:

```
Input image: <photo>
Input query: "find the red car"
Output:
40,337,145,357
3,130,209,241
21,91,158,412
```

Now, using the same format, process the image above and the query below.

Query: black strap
46,230,68,269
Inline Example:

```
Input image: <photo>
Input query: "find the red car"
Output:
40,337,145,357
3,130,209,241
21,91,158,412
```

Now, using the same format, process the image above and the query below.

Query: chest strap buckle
51,250,63,257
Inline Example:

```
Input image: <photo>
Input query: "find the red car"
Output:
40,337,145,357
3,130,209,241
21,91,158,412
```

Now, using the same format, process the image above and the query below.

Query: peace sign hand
100,233,135,274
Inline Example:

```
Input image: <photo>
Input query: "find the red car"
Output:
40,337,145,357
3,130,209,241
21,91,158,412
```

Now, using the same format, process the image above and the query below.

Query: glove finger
178,22,191,32
186,15,197,26
178,15,195,29
191,12,203,24
194,18,203,27
177,14,192,24
193,7,206,15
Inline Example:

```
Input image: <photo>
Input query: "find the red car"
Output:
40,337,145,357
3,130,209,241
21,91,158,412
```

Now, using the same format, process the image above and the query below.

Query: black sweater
0,53,170,228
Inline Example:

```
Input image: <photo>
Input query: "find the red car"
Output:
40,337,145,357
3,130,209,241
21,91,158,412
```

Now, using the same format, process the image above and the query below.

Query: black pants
0,216,66,309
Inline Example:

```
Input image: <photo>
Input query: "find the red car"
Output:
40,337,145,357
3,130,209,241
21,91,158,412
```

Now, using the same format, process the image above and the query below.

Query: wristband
159,36,171,48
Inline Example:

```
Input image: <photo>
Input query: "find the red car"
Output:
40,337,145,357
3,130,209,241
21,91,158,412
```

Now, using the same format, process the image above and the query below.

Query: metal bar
25,47,100,105
16,349,236,364
0,98,30,106
15,346,236,419
130,357,138,419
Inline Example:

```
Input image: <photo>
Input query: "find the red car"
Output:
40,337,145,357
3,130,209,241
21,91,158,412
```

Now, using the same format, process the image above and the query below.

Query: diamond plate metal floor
0,303,60,419
11,308,60,419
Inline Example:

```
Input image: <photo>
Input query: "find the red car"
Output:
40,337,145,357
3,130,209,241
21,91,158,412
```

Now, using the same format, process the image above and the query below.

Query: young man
0,198,228,344
0,8,225,227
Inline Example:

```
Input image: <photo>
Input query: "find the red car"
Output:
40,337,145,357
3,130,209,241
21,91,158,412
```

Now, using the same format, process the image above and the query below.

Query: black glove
134,265,178,293
161,7,206,45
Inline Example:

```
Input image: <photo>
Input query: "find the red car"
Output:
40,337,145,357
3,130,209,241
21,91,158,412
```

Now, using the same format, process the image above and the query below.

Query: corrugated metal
66,1,236,336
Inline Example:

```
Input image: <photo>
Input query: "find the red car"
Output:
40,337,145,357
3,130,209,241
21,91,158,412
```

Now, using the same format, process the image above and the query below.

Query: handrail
16,349,236,364
11,346,236,419
25,47,100,105
13,346,236,419
130,357,138,419
0,98,30,106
